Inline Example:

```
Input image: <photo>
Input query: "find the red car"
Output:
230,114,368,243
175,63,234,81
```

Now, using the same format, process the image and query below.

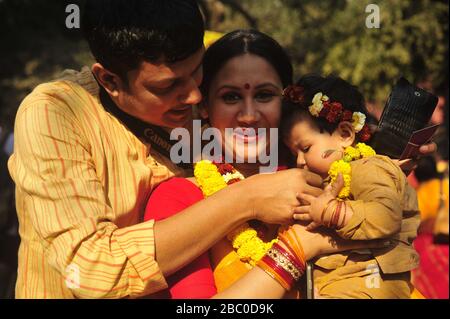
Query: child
281,75,421,299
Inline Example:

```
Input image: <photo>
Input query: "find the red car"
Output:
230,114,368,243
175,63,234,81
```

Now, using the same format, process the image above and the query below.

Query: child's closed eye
302,146,311,153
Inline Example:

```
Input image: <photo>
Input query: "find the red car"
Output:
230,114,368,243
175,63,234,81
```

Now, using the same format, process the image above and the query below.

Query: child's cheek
305,154,329,177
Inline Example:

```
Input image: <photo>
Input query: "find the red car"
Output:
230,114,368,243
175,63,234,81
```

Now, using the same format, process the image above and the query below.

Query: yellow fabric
210,238,252,292
411,288,426,299
416,178,449,221
204,30,223,48
8,68,187,298
315,155,421,275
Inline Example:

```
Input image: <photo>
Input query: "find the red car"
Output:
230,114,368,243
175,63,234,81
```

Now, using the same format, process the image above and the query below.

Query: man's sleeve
10,94,167,298
336,157,404,240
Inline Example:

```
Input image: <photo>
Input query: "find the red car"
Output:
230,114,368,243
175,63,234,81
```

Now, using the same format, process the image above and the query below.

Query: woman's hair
200,29,293,98
81,0,204,81
281,74,377,140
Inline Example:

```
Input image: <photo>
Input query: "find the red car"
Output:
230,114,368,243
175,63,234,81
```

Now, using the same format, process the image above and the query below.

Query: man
7,0,325,298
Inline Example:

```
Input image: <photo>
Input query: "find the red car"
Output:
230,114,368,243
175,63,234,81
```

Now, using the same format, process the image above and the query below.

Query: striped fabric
8,68,187,298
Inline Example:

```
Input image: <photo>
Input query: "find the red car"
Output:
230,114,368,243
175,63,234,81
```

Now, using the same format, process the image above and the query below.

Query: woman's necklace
194,160,277,266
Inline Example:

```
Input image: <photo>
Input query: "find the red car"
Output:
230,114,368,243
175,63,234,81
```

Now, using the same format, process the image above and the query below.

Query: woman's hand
242,168,324,225
290,223,391,261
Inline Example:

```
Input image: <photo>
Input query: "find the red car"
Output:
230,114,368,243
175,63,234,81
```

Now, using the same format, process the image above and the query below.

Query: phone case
371,77,438,159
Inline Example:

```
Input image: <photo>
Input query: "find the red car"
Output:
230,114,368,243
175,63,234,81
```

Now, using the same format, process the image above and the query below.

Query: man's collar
98,86,193,170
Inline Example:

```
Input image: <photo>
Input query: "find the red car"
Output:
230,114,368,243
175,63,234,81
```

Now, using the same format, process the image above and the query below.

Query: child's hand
293,174,344,230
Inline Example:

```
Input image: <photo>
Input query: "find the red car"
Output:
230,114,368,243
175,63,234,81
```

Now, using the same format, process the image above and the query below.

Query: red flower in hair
325,102,344,123
283,85,305,104
358,124,372,142
342,110,353,122
319,101,331,118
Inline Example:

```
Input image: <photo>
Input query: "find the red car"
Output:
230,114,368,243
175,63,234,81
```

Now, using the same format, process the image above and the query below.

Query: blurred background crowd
0,0,448,299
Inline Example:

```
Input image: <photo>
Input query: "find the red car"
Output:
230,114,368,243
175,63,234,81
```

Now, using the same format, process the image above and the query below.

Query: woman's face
204,53,283,163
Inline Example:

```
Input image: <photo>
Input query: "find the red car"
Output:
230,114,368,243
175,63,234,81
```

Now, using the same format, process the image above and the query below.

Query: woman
144,30,388,299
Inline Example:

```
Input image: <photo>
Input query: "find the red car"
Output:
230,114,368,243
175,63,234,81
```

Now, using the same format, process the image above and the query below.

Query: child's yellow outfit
313,155,420,298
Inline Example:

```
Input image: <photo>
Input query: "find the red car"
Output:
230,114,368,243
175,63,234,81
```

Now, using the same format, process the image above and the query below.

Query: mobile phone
306,262,314,299
371,77,438,159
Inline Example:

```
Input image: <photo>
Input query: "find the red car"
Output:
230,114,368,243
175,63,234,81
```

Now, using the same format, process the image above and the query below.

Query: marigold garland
328,143,376,199
194,160,277,266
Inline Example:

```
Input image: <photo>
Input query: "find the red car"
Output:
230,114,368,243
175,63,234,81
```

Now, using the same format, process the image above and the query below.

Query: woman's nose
296,152,306,169
237,99,260,125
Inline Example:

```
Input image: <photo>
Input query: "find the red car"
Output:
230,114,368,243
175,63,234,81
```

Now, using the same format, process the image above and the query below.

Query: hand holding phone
399,124,440,160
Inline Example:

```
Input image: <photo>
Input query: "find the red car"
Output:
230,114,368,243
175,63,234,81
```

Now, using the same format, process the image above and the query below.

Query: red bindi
244,83,251,90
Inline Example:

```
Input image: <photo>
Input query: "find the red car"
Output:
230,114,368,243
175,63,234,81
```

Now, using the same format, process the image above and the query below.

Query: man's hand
293,174,345,230
394,142,437,175
241,168,324,225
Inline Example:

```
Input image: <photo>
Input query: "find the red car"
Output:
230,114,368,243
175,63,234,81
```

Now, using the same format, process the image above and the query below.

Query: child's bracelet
338,201,348,229
321,198,336,224
330,200,343,229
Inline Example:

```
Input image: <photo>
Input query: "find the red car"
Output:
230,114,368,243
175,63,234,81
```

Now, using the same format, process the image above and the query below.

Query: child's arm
295,156,404,240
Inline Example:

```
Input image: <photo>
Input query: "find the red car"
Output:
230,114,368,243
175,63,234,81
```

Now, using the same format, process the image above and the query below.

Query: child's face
285,117,350,178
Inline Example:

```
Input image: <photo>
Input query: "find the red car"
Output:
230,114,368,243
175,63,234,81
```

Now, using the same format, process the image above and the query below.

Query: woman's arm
213,223,389,299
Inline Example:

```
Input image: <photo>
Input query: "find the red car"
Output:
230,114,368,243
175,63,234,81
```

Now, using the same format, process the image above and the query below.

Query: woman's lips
233,127,259,143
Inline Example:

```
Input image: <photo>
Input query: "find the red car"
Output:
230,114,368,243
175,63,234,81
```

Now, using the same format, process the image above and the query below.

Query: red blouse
144,177,217,299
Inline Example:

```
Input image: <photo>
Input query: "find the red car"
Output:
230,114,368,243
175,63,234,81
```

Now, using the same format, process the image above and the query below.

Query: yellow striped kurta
8,68,187,298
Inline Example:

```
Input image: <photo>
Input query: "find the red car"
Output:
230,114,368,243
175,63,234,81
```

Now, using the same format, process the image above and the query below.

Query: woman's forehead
213,54,282,86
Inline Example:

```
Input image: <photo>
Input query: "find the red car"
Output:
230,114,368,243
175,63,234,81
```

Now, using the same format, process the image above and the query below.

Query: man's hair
82,0,205,80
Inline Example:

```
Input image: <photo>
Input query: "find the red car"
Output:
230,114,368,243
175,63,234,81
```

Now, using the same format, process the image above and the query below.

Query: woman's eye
222,92,241,103
255,92,276,102
302,146,310,153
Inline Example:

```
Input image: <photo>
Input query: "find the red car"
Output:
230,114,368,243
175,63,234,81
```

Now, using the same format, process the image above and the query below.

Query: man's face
115,48,204,129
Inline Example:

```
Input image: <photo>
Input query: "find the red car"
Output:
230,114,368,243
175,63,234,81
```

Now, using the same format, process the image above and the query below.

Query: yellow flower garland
194,160,277,266
328,143,376,199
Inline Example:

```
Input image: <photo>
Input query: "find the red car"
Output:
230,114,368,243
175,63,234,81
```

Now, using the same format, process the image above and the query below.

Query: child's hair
281,74,377,142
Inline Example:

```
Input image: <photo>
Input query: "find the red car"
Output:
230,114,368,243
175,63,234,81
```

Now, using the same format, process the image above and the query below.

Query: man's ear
335,121,355,147
91,63,124,97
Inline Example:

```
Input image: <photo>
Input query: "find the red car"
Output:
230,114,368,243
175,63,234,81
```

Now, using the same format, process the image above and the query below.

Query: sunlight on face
204,53,283,162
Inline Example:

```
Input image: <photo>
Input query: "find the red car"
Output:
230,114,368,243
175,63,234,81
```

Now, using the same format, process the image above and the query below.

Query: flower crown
283,85,371,142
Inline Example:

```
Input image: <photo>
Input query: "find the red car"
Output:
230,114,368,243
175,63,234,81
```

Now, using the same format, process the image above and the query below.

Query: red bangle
257,259,291,290
272,242,304,274
331,200,343,228
338,201,347,229
261,254,294,288
321,198,336,224
266,246,302,282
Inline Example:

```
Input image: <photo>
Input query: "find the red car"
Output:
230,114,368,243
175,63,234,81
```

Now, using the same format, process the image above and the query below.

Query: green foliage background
0,0,448,127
